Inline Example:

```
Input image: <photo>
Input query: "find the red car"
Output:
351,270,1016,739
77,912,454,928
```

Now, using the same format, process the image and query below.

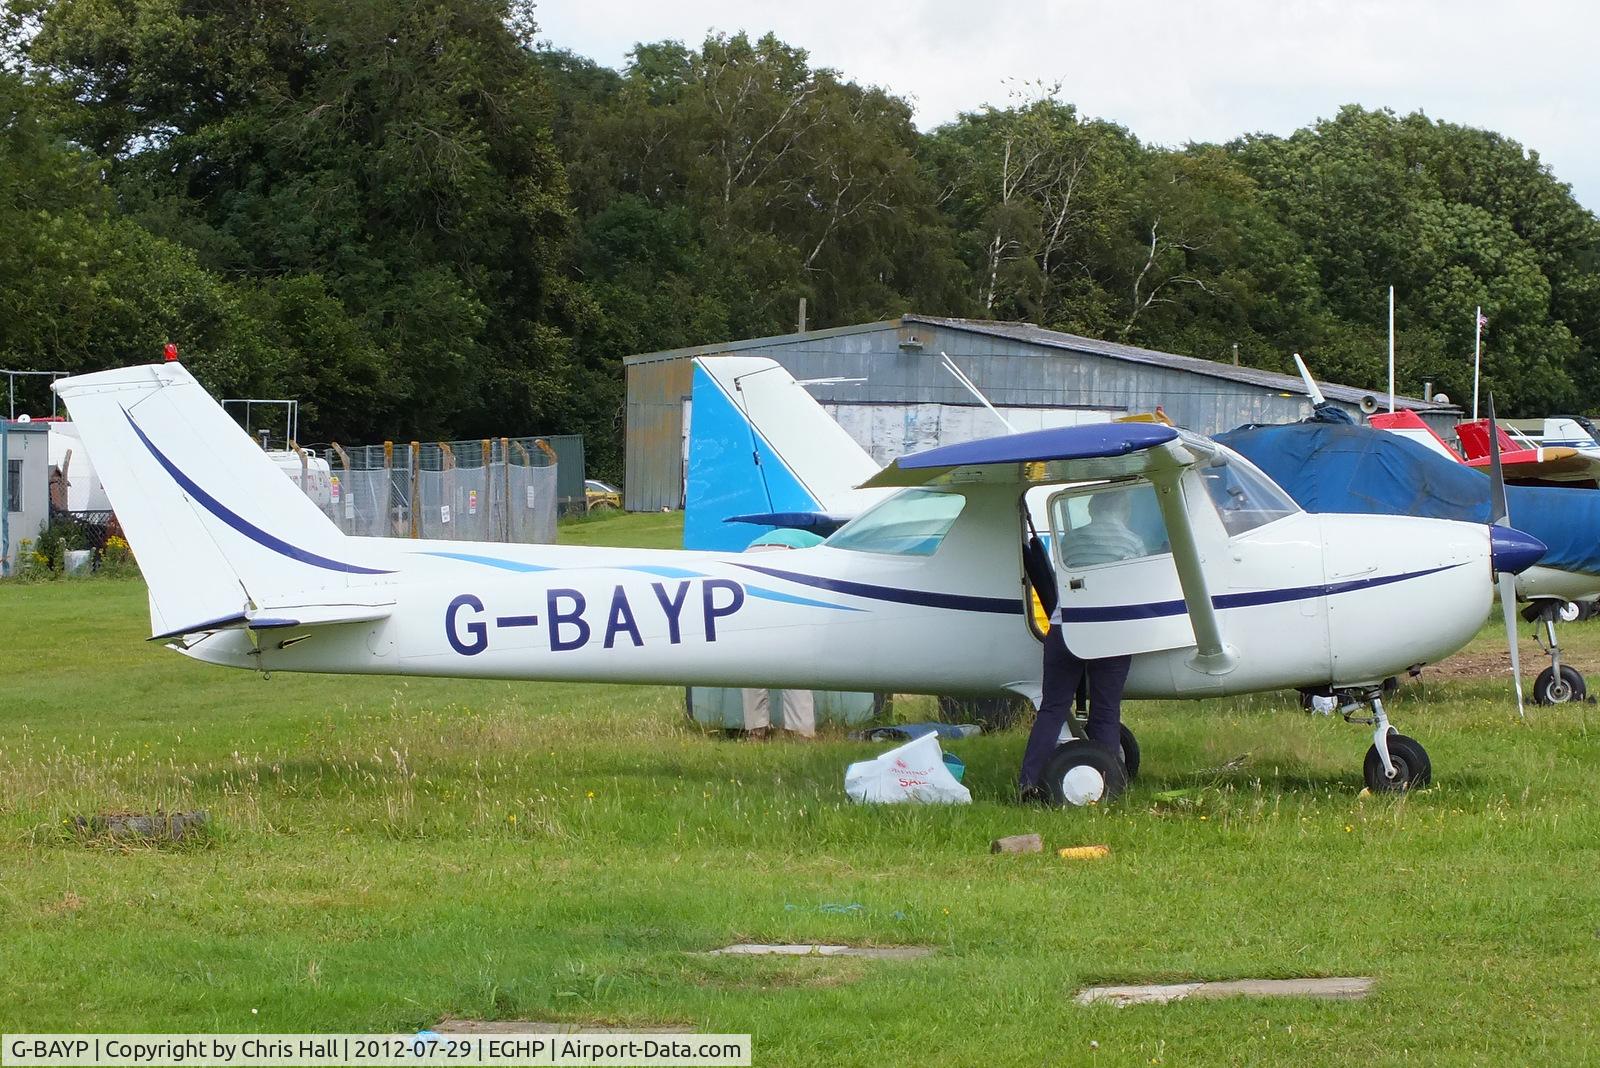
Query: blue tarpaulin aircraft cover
1218,421,1600,577
899,423,1178,469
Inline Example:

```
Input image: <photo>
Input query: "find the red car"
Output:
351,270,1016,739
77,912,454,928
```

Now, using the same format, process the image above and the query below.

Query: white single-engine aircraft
55,361,1547,804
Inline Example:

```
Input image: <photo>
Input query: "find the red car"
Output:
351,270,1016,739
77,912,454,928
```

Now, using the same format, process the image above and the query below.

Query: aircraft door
1049,481,1198,659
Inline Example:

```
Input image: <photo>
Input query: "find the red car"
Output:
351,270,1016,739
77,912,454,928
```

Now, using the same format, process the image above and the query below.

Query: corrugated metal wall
624,358,693,511
624,321,1454,509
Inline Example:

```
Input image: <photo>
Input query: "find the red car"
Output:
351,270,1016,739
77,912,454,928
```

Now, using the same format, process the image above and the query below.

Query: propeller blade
1498,571,1525,718
1487,394,1524,716
1486,392,1508,526
1292,353,1326,406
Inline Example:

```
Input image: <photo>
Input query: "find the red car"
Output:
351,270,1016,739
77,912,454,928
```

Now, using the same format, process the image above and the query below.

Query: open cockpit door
1047,480,1196,658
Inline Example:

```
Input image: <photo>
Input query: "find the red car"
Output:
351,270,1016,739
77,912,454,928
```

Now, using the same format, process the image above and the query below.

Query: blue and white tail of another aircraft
56,359,1549,798
683,356,891,551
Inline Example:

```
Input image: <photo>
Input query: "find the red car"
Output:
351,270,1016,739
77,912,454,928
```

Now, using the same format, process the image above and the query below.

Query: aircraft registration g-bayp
55,360,1548,805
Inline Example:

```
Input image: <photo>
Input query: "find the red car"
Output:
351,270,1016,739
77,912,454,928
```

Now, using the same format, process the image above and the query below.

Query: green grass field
3,512,1599,1065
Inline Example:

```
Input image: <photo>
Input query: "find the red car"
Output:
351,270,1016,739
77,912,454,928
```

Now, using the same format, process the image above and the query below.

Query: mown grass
2,514,1599,1065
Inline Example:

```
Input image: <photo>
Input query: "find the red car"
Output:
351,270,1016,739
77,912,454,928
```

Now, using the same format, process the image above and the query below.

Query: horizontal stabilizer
723,511,854,534
150,602,394,642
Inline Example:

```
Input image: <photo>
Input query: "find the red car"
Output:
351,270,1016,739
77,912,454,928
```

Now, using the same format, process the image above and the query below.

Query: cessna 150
54,360,1545,805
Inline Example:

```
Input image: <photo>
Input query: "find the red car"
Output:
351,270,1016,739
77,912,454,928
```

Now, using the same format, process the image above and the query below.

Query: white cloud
534,0,1600,208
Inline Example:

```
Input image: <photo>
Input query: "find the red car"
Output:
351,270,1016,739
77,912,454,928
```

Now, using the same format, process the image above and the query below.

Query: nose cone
1491,525,1546,575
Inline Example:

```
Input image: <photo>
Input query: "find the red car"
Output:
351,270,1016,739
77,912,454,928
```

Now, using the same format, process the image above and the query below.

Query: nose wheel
1362,732,1431,792
1534,665,1586,705
1526,599,1589,706
1339,689,1431,793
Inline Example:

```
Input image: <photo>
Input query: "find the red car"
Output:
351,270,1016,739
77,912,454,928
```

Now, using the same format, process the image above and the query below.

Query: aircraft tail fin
53,363,390,639
684,357,889,550
1457,419,1521,462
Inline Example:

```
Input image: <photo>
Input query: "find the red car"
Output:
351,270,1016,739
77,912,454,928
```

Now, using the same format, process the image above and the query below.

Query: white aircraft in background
55,361,1546,805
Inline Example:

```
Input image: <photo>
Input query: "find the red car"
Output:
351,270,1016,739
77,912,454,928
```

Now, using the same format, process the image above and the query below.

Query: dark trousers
1019,624,1133,786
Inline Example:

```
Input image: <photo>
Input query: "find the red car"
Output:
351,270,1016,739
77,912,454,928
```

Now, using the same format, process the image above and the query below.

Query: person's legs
1019,625,1086,787
741,688,772,732
780,688,815,737
1083,654,1134,751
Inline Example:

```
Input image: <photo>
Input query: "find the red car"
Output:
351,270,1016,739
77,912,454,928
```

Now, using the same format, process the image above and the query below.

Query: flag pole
1472,305,1483,421
1387,286,1396,413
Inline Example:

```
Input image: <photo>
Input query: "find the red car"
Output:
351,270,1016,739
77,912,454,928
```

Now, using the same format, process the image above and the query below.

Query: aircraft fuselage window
1200,453,1300,536
824,488,967,556
1051,482,1168,567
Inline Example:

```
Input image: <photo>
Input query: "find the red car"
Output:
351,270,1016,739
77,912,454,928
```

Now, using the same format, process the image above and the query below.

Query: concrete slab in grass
708,944,934,960
1075,977,1374,1006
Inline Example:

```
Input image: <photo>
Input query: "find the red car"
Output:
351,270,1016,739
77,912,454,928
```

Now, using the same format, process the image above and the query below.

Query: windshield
825,489,966,556
1201,451,1300,536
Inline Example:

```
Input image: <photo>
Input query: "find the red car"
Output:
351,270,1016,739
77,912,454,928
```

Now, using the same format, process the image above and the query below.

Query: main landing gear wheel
1118,724,1141,782
1363,733,1431,793
1042,741,1128,807
1533,665,1586,705
1065,720,1139,780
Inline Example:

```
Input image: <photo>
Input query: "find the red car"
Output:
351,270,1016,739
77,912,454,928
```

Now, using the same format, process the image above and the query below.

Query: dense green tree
542,32,968,478
0,65,291,410
1233,106,1600,413
19,0,575,440
7,7,1600,469
921,93,1139,332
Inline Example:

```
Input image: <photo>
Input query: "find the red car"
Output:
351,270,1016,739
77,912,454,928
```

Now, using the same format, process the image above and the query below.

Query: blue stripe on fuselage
1059,563,1465,623
733,563,1025,615
123,408,392,575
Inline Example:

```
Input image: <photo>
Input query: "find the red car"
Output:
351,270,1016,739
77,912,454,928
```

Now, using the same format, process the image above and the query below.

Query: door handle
1068,577,1085,590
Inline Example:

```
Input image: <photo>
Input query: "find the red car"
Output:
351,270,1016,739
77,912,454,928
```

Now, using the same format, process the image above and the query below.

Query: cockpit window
1201,452,1300,536
825,488,966,556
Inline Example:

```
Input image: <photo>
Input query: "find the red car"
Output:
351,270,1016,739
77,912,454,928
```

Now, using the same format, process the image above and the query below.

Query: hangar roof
623,314,1458,415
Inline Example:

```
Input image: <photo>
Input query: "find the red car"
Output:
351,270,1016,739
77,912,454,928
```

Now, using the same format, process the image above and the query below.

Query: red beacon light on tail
163,343,179,362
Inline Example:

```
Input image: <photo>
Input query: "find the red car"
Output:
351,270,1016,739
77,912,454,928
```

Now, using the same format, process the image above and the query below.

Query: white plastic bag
844,732,972,805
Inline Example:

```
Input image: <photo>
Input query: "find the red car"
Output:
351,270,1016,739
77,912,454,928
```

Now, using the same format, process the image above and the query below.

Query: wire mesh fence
319,438,558,544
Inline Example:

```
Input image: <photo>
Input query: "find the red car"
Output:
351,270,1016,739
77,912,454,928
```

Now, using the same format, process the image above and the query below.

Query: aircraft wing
1463,447,1598,484
860,423,1199,488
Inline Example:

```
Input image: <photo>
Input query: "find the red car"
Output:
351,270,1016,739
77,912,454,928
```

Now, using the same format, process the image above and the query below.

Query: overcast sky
535,0,1599,211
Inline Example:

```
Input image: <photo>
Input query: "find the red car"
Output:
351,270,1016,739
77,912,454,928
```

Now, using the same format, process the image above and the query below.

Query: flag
1477,311,1489,331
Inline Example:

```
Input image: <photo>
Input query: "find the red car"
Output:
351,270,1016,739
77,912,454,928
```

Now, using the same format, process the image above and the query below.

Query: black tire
936,694,1027,732
1533,665,1586,705
1363,733,1431,792
1041,741,1128,807
1118,724,1141,782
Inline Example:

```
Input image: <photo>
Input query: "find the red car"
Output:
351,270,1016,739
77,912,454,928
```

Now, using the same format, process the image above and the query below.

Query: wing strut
1148,464,1237,675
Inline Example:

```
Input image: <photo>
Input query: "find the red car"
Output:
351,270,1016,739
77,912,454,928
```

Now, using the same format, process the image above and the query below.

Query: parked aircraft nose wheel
1042,741,1128,807
1533,665,1586,705
1362,733,1431,793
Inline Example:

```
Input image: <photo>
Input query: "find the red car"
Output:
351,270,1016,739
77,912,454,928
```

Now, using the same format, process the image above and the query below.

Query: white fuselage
181,479,1493,702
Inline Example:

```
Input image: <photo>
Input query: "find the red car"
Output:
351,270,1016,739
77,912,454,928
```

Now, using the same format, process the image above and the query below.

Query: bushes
8,523,139,582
